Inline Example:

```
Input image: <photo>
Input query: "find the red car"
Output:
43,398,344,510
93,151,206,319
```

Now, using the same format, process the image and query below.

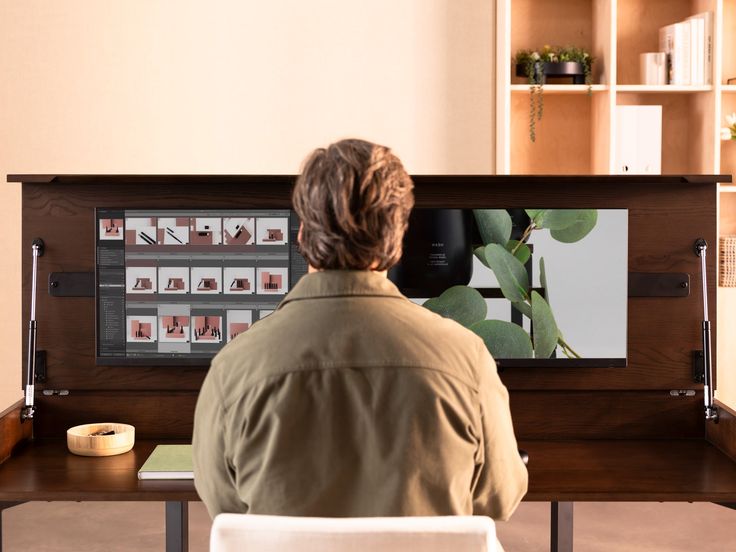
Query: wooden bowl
67,423,135,457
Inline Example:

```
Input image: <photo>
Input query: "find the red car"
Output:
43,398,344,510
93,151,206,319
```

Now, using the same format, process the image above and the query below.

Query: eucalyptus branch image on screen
389,209,628,367
96,208,306,365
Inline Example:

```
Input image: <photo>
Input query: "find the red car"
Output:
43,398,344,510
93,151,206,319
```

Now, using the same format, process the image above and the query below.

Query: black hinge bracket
628,272,690,297
692,350,705,383
34,350,47,383
48,272,94,297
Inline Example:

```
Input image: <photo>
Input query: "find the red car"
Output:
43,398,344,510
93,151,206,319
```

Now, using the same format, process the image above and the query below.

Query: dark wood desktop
3,174,736,552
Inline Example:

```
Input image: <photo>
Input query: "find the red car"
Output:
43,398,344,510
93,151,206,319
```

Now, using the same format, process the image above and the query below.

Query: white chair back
210,514,497,552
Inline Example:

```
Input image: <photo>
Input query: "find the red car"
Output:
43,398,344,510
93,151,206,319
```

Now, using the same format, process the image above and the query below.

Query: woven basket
720,236,736,287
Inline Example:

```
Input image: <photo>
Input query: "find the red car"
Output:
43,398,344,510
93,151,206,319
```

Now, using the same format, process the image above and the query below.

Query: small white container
640,52,667,85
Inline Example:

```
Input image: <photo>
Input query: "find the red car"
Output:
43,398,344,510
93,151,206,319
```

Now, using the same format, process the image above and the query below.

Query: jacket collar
278,270,406,308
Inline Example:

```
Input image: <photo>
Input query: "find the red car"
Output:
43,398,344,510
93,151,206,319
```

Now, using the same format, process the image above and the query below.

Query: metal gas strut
21,238,44,422
694,238,718,422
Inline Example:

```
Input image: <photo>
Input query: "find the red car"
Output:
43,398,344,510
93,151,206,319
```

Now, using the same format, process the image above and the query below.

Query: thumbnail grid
103,215,289,247
124,265,288,295
97,208,300,363
126,308,260,348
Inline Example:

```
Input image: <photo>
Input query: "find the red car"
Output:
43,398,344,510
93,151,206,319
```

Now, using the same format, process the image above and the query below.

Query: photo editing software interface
96,209,306,364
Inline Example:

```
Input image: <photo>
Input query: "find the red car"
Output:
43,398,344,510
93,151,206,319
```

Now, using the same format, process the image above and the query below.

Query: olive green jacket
193,270,528,521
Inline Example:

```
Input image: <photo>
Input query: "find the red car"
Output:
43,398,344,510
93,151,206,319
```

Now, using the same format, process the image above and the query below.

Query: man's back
193,270,528,520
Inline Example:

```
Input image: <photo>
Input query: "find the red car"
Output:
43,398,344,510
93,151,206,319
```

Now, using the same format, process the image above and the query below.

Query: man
193,138,527,521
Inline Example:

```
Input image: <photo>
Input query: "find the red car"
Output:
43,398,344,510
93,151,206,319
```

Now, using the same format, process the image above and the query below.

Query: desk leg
0,502,23,552
551,501,573,552
165,501,189,552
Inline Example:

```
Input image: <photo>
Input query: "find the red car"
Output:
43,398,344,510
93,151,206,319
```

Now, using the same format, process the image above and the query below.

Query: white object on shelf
688,16,704,85
659,22,691,85
687,11,713,85
615,105,662,175
639,53,667,85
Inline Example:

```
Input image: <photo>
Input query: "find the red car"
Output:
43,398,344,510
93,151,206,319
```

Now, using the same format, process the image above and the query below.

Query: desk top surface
2,439,736,503
7,174,733,185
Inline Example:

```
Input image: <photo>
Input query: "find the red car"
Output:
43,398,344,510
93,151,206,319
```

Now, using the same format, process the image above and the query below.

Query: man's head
293,139,414,272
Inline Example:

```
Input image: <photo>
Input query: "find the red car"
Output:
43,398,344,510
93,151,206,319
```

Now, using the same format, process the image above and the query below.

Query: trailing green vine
514,46,594,142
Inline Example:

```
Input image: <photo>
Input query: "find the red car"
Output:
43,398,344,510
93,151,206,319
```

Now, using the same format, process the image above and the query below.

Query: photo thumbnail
257,267,288,295
224,267,255,294
159,314,190,343
190,217,222,245
256,217,289,245
157,217,189,245
126,316,157,342
223,217,255,245
193,315,222,343
126,266,157,294
159,267,190,294
226,310,252,342
191,267,222,294
125,217,158,245
100,218,124,240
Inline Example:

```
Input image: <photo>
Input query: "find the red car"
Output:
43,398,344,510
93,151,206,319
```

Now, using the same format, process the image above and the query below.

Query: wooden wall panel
32,390,702,441
707,401,736,462
34,392,198,440
19,176,718,439
510,391,703,440
0,400,32,464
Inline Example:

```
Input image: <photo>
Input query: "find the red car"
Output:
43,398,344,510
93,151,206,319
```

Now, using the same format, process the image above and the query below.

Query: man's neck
308,265,387,278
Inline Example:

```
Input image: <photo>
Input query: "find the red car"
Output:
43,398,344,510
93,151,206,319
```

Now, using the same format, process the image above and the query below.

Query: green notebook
138,445,193,480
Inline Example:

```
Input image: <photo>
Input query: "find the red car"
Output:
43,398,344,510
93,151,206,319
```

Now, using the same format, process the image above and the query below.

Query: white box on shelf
615,105,662,174
639,53,667,85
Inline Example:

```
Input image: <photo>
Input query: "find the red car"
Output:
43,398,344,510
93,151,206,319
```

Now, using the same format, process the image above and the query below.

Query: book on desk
138,444,194,480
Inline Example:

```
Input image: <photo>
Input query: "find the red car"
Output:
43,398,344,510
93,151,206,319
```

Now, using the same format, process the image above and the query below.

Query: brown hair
293,139,414,271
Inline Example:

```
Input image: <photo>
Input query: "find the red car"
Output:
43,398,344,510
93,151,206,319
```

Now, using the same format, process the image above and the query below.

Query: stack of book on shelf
658,12,712,85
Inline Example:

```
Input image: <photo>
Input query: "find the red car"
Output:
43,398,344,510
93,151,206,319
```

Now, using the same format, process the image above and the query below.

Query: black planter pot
388,209,473,297
515,61,586,85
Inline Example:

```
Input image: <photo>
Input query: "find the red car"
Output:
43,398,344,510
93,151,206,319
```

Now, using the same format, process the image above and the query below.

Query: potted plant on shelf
722,112,736,141
513,45,594,142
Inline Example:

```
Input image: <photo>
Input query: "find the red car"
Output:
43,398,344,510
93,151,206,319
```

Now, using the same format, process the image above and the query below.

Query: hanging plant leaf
550,209,598,243
474,246,490,268
484,244,530,303
470,320,534,359
539,256,549,305
531,290,559,358
506,240,531,264
423,285,487,328
533,209,592,231
525,209,545,225
473,209,512,246
512,301,532,318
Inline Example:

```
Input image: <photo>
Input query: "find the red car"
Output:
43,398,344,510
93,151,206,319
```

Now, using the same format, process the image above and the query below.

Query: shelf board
616,85,714,93
509,84,608,94
722,85,736,93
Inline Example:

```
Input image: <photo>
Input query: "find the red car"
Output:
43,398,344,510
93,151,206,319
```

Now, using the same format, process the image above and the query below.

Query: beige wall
0,1,494,410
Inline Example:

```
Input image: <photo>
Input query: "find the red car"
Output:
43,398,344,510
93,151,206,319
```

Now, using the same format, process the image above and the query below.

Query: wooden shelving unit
496,0,736,406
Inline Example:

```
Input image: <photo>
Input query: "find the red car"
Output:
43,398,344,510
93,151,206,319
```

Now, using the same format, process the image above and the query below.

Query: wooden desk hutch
2,174,736,552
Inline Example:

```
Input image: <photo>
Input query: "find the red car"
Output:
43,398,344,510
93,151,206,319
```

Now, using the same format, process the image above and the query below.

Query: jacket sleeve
192,359,247,518
472,340,529,521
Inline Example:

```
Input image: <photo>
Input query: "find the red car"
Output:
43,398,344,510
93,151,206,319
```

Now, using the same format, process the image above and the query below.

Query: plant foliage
514,45,594,142
423,209,597,360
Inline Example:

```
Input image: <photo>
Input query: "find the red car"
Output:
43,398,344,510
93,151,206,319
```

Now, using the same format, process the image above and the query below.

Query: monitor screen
96,207,627,368
96,209,306,365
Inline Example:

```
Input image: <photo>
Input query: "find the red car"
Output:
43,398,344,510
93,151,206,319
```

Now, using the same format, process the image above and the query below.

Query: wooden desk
2,439,736,552
6,174,736,551
0,440,196,552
